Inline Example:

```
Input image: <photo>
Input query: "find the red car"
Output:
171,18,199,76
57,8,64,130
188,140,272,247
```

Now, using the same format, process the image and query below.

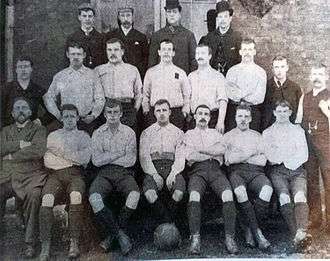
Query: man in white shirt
188,44,228,133
226,38,267,131
224,104,272,250
140,99,186,226
39,104,91,260
184,105,237,254
263,100,312,251
143,39,191,130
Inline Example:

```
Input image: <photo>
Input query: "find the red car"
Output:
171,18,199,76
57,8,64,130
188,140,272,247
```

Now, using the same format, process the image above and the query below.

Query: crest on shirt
175,73,179,79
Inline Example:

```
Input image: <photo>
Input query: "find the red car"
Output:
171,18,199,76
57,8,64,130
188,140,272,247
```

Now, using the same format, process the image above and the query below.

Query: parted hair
104,98,123,112
154,99,171,109
159,39,175,51
194,104,211,114
60,104,79,115
274,99,292,110
16,55,34,67
106,38,125,50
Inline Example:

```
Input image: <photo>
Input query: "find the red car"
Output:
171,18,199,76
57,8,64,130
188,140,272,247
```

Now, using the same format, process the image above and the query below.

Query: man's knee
234,185,248,203
189,191,200,202
222,189,234,202
41,194,55,208
88,193,105,213
145,189,158,204
279,193,291,206
172,190,183,202
70,191,82,205
126,191,140,209
259,185,273,202
294,191,307,203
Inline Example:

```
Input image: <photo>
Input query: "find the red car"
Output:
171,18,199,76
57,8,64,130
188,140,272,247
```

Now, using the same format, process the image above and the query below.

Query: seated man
0,97,47,258
224,103,272,250
263,100,312,250
140,99,185,225
39,104,92,260
88,99,140,255
183,105,237,254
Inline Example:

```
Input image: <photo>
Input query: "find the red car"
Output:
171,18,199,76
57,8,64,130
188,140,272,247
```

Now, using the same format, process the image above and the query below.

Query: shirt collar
81,26,94,36
67,65,86,74
216,27,233,36
16,119,31,129
273,77,287,88
312,86,327,96
100,122,124,133
121,25,132,36
165,24,184,33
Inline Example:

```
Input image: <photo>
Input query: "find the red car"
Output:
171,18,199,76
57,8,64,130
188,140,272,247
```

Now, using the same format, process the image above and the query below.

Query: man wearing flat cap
66,3,106,68
106,5,148,79
148,0,198,75
200,0,241,75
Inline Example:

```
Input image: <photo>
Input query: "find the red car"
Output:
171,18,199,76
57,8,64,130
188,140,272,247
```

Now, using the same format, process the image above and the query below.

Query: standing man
140,99,185,226
301,63,330,230
44,41,105,134
184,105,238,254
263,100,312,250
106,5,148,79
1,56,50,127
200,1,242,75
262,56,302,130
143,39,191,130
88,99,140,255
95,38,142,132
0,97,47,258
226,38,267,131
148,0,197,74
66,3,106,69
224,104,272,250
188,44,228,132
39,104,91,260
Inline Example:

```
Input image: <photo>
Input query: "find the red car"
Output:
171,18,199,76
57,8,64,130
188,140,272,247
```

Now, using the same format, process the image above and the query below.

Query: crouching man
88,99,140,255
224,103,272,250
0,97,47,258
39,104,91,260
140,99,186,225
263,100,312,250
184,105,238,254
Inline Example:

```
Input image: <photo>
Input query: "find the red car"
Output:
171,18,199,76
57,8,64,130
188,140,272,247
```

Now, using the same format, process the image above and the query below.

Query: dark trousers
0,181,41,244
145,107,185,130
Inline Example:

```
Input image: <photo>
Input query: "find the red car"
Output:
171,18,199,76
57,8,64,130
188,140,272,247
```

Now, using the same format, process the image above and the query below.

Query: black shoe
294,229,312,251
117,230,132,255
225,235,238,254
189,234,201,255
255,228,270,251
245,228,256,248
24,243,36,258
99,235,114,253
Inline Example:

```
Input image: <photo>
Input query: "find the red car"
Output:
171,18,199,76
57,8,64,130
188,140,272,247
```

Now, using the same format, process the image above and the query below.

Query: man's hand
82,115,95,125
319,99,330,118
142,104,150,115
152,173,164,190
166,172,176,190
20,140,32,149
182,106,190,118
215,121,225,134
33,118,42,126
3,154,13,160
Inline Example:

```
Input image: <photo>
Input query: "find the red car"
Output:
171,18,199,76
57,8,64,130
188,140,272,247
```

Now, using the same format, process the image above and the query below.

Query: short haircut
240,38,256,48
272,55,287,63
106,38,125,50
154,99,171,109
236,103,252,114
104,98,122,112
274,100,292,110
196,44,212,55
311,62,327,70
158,39,175,51
16,55,33,67
61,104,79,115
12,97,32,110
66,40,86,53
194,104,211,114
79,7,95,16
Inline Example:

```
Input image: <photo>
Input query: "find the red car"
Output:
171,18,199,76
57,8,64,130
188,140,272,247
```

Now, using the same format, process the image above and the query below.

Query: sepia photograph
1,0,330,260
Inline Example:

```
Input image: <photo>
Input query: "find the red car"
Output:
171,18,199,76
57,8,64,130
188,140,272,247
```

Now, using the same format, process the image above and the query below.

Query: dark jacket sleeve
148,33,159,68
1,127,21,156
141,34,149,79
188,32,198,73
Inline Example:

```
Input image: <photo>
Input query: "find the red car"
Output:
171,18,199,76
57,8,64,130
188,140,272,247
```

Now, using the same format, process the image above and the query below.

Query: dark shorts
42,167,86,200
143,159,186,193
269,164,307,196
89,164,139,199
228,163,272,194
188,160,232,199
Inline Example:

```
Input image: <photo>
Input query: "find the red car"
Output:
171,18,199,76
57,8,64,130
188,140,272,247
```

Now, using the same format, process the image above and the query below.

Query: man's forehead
236,109,251,116
119,10,133,15
155,103,169,110
196,108,210,114
241,43,255,49
17,60,31,66
275,105,290,111
311,67,326,74
105,105,121,111
196,46,208,52
62,109,77,115
273,59,287,66
14,99,29,107
80,10,94,15
217,10,230,17
107,42,121,48
68,46,84,53
160,42,173,49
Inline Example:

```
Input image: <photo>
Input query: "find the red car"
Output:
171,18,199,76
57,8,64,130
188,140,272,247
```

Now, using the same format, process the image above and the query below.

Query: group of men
1,0,329,260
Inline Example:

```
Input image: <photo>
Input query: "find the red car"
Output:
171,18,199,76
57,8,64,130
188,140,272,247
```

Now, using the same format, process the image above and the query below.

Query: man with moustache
200,1,242,75
0,97,47,258
95,38,142,132
300,63,330,230
148,0,197,74
106,5,148,79
263,100,312,250
188,44,228,133
224,104,272,250
143,39,191,130
39,104,91,260
140,99,185,225
1,56,50,127
184,105,238,254
66,3,106,68
44,41,105,134
226,38,267,131
89,99,140,255
262,56,302,130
